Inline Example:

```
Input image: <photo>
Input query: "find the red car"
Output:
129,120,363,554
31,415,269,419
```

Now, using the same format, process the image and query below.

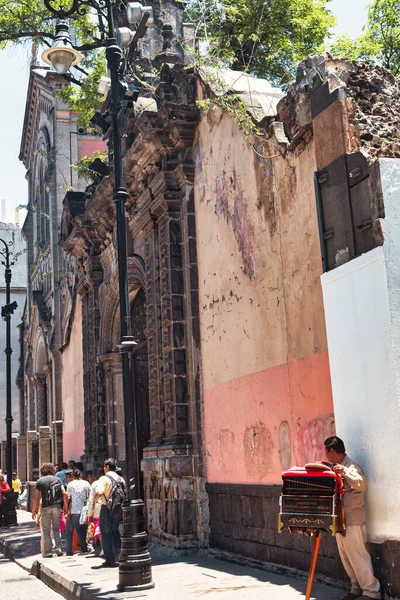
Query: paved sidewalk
0,511,346,600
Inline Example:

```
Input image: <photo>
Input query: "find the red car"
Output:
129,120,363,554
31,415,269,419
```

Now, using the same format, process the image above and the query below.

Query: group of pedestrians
0,470,23,527
32,458,126,568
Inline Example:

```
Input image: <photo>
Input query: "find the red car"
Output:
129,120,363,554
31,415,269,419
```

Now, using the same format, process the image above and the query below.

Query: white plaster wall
321,159,400,543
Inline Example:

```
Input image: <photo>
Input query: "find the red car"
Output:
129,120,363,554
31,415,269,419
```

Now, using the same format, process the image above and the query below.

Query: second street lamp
0,236,19,528
42,0,154,590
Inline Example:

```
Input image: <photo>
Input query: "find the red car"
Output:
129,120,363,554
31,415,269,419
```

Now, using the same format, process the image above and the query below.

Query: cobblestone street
0,552,63,600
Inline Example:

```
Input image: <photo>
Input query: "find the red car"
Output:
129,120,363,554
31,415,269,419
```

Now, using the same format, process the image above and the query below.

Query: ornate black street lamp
41,0,154,590
0,237,19,527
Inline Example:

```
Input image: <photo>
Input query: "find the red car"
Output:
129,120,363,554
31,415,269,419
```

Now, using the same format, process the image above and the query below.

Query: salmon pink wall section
61,298,85,460
204,350,334,485
62,428,85,463
78,138,107,159
194,108,335,485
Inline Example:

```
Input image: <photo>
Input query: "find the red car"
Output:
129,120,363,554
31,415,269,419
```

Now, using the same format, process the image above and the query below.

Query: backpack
106,474,127,514
46,478,63,506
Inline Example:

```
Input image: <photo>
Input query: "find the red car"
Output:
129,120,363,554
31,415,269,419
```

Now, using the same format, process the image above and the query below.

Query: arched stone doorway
99,258,150,474
28,334,52,478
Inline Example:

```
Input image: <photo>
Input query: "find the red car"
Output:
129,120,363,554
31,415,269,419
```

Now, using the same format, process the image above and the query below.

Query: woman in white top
65,469,91,555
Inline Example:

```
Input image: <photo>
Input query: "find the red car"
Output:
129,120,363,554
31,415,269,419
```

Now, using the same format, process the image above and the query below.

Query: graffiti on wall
294,414,335,466
243,422,274,477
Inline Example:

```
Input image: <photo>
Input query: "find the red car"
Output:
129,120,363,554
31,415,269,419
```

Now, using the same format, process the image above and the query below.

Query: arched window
39,163,46,243
44,184,50,241
35,127,52,246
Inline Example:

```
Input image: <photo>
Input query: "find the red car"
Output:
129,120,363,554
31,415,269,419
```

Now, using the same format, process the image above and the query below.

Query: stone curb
32,560,98,600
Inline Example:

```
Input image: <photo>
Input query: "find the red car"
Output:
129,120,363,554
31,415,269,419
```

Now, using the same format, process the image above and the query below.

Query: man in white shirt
94,458,125,568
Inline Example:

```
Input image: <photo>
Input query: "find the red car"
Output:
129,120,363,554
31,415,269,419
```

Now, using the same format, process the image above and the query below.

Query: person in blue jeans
65,468,91,555
94,458,123,568
31,463,64,558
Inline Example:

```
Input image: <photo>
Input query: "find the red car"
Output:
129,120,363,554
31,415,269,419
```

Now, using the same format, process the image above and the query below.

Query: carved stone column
27,430,38,481
150,188,189,446
100,352,124,459
143,215,163,445
28,377,36,431
52,420,63,465
78,256,107,470
33,375,47,429
139,166,201,548
16,435,27,481
38,425,52,467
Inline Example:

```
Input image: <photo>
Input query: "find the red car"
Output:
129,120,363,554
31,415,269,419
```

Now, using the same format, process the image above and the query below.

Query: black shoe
92,561,117,569
66,552,73,557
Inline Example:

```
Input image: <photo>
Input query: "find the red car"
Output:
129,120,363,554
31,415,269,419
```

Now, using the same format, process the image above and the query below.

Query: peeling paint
215,428,235,473
233,191,257,279
214,171,257,279
279,421,292,469
215,174,229,217
243,422,274,476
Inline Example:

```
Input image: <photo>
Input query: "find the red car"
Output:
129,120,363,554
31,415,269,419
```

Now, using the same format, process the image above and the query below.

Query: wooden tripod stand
305,531,321,600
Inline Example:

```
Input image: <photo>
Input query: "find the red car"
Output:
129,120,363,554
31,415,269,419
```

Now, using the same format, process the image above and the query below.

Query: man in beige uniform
324,436,381,600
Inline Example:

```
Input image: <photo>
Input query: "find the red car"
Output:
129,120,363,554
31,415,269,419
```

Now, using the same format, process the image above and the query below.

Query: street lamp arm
44,0,109,20
0,238,26,269
74,38,108,52
0,237,12,269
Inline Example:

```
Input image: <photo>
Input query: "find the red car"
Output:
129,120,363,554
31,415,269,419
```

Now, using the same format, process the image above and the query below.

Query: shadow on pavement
0,512,345,600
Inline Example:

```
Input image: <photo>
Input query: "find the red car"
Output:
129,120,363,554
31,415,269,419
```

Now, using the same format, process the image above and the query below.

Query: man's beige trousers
336,525,381,599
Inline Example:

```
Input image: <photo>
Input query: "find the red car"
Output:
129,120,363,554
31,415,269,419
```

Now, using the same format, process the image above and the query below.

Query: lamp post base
117,499,154,591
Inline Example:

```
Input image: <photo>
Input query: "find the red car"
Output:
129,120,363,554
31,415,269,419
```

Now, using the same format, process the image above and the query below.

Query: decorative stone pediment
60,191,85,243
32,290,52,327
59,178,115,259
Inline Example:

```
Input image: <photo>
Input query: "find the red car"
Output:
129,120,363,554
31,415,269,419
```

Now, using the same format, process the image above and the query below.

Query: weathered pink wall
61,297,85,461
194,109,334,484
63,428,85,462
78,138,107,159
204,351,334,483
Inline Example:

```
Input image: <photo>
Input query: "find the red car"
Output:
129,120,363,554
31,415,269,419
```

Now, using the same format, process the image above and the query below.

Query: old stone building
18,66,105,478
61,48,400,596
17,1,400,593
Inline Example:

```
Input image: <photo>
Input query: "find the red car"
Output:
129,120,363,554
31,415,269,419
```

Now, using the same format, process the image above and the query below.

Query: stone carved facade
17,25,400,593
60,61,208,546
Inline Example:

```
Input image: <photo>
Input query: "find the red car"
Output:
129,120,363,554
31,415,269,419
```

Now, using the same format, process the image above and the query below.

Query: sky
0,0,370,225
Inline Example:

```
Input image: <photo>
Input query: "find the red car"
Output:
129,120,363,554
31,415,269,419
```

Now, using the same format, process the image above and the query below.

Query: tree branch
0,30,55,42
